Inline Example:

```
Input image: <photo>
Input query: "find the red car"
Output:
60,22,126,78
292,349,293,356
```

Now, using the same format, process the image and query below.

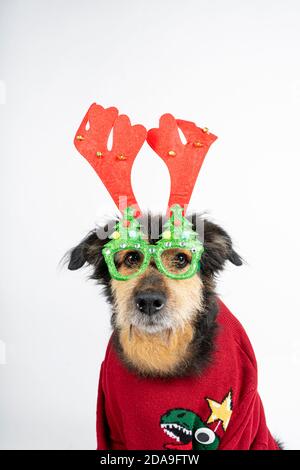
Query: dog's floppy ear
200,219,243,275
68,231,104,270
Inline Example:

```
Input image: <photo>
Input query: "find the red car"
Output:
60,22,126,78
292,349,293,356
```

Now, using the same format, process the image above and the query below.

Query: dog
67,212,282,450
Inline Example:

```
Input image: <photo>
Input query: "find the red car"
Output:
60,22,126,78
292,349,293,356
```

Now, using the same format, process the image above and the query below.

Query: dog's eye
174,253,189,268
124,251,142,268
160,249,192,275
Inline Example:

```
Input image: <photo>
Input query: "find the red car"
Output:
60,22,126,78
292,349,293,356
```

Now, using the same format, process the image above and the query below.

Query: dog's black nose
135,291,166,315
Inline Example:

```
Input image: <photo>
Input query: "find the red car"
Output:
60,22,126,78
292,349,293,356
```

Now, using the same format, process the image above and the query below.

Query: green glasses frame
101,204,204,281
102,238,204,281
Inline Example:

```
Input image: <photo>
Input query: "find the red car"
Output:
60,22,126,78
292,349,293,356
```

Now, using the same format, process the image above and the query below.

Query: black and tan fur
67,213,242,378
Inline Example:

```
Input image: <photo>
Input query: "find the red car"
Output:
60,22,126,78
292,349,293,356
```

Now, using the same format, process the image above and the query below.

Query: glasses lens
113,250,145,277
160,248,193,276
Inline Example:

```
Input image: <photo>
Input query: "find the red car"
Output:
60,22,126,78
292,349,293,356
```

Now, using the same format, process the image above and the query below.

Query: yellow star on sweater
206,390,233,431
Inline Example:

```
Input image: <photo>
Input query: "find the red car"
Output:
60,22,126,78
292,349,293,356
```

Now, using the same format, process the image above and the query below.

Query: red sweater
96,300,279,450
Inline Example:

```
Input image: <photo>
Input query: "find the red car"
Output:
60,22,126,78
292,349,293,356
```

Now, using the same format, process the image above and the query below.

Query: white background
1,0,300,450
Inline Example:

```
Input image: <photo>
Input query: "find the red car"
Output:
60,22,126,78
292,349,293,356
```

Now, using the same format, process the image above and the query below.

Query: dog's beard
115,303,198,335
110,275,216,377
129,309,177,334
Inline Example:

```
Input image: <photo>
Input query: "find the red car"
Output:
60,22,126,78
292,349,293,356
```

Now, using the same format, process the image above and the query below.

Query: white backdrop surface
0,0,299,449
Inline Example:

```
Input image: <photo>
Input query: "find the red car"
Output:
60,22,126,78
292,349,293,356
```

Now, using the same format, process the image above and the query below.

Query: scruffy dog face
112,263,203,334
68,214,242,377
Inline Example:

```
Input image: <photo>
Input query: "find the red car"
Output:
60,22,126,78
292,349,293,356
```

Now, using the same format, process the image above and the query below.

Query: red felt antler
147,114,217,213
74,103,147,216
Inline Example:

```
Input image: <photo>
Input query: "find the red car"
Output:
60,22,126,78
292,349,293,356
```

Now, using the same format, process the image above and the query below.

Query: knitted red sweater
96,300,279,450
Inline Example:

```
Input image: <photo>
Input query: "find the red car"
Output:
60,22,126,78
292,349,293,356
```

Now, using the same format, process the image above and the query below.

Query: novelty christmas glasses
74,103,217,280
102,205,204,281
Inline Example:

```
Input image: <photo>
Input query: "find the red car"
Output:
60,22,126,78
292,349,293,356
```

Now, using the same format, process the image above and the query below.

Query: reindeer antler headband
74,103,217,280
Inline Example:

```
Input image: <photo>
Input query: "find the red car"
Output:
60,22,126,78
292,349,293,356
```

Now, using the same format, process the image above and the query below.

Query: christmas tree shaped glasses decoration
102,204,204,281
